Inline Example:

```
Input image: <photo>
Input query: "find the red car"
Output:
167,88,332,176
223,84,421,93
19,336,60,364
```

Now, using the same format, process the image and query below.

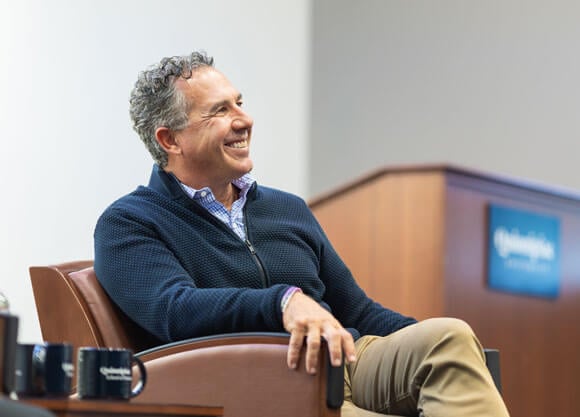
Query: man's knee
354,318,482,373
426,317,474,337
411,317,480,353
419,317,485,363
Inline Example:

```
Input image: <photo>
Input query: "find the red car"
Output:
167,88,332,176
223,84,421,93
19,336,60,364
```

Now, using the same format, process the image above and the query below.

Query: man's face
171,67,254,186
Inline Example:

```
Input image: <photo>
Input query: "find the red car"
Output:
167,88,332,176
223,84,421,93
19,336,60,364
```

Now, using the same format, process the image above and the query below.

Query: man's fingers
341,329,357,364
287,328,305,369
320,325,340,366
322,325,354,367
305,327,321,374
283,293,355,373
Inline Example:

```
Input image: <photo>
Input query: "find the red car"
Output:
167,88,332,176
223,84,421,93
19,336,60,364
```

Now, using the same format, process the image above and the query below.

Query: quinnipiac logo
488,205,560,298
493,228,555,261
99,366,132,381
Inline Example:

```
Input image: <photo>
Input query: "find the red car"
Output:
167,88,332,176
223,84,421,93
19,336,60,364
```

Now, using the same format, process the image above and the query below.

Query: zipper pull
245,239,256,255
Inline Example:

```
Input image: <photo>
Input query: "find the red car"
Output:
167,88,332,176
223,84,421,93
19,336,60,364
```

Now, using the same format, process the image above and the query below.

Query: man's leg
343,366,393,417
345,318,510,417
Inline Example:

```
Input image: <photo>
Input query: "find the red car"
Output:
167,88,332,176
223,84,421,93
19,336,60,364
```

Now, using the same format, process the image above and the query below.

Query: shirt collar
179,173,256,201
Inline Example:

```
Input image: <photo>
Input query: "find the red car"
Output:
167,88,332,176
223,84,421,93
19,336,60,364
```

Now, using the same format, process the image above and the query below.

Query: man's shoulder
250,185,316,222
253,184,307,206
98,185,174,223
107,185,159,208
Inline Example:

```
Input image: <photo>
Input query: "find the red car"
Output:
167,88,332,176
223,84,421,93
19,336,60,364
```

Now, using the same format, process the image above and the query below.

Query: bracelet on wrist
281,286,302,313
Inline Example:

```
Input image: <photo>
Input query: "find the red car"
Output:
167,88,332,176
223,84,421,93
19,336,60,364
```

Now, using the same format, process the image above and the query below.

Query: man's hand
282,291,356,374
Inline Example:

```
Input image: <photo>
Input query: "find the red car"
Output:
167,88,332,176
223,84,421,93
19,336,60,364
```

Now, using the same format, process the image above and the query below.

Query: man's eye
237,101,244,107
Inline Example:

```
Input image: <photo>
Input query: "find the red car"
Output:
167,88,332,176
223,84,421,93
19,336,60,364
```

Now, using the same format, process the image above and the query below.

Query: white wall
310,0,580,196
0,0,310,342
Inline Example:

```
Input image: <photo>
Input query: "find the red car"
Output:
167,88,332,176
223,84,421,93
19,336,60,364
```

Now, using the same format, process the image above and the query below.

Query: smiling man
94,51,510,417
153,68,253,209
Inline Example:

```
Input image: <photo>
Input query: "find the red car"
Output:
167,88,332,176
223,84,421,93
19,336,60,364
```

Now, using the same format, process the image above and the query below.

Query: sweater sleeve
94,205,291,343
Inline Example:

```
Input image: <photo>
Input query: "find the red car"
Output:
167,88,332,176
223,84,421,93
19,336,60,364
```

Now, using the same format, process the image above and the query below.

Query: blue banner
487,205,560,298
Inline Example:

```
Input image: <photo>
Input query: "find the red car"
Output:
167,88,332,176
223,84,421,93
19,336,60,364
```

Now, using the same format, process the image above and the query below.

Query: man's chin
239,160,254,175
229,162,253,179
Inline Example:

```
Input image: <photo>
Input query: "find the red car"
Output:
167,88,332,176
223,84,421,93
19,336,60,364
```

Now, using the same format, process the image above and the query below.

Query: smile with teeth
226,139,248,149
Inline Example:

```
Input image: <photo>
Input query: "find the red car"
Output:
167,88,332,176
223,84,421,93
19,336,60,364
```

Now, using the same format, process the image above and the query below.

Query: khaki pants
342,318,510,417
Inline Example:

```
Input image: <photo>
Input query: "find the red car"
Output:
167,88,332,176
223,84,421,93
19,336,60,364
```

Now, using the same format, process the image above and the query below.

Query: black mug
40,343,74,396
14,344,43,397
0,313,19,395
14,342,73,397
77,347,147,400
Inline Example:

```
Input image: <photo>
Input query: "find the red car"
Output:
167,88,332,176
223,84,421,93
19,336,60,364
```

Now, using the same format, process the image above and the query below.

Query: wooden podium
309,164,580,417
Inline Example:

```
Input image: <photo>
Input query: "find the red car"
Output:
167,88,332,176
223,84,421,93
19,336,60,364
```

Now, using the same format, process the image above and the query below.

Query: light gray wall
310,0,580,196
0,0,310,342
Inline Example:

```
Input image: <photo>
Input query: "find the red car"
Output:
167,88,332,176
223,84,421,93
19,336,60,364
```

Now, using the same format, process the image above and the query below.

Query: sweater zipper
243,221,269,288
188,193,269,288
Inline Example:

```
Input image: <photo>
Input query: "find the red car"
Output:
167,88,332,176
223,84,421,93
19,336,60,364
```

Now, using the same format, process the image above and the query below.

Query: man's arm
94,205,291,342
279,210,416,373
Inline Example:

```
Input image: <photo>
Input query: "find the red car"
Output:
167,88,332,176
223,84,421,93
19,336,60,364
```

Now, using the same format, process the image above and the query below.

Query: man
94,51,510,416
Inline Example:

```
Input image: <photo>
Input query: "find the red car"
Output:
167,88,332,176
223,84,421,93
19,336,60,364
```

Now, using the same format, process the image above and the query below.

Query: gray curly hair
129,51,215,167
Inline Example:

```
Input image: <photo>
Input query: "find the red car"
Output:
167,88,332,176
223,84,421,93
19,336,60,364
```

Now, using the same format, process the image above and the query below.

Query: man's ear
155,127,182,155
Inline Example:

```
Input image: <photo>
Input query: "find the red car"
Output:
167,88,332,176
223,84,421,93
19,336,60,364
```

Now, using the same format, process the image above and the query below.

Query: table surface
19,398,223,417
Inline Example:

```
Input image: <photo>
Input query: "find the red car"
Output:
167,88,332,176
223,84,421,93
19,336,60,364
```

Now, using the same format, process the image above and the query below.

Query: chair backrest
29,261,159,353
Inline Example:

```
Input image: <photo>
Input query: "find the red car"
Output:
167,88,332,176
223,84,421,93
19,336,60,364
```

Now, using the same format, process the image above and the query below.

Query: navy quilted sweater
94,165,416,344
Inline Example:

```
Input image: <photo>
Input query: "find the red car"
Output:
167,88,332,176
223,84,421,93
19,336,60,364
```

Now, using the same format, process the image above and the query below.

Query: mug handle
130,355,147,397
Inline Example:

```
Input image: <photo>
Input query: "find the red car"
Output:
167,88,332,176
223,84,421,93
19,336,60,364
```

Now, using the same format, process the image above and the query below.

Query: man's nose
232,108,253,131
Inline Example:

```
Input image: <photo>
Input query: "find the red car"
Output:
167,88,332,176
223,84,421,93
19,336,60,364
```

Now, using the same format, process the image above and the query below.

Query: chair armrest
483,348,502,393
134,332,342,417
136,332,291,360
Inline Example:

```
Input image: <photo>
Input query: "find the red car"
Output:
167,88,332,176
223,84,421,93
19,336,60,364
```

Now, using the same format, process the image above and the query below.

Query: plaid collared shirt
179,173,256,240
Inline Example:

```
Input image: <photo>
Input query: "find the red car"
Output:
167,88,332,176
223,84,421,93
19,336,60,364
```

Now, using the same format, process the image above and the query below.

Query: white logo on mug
99,366,132,381
61,362,74,378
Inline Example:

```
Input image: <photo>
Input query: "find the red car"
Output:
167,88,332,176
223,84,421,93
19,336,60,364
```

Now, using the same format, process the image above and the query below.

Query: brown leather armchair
29,261,344,417
30,262,502,417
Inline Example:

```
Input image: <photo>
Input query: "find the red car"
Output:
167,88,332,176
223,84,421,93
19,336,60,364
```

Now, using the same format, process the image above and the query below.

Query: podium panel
310,164,580,417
